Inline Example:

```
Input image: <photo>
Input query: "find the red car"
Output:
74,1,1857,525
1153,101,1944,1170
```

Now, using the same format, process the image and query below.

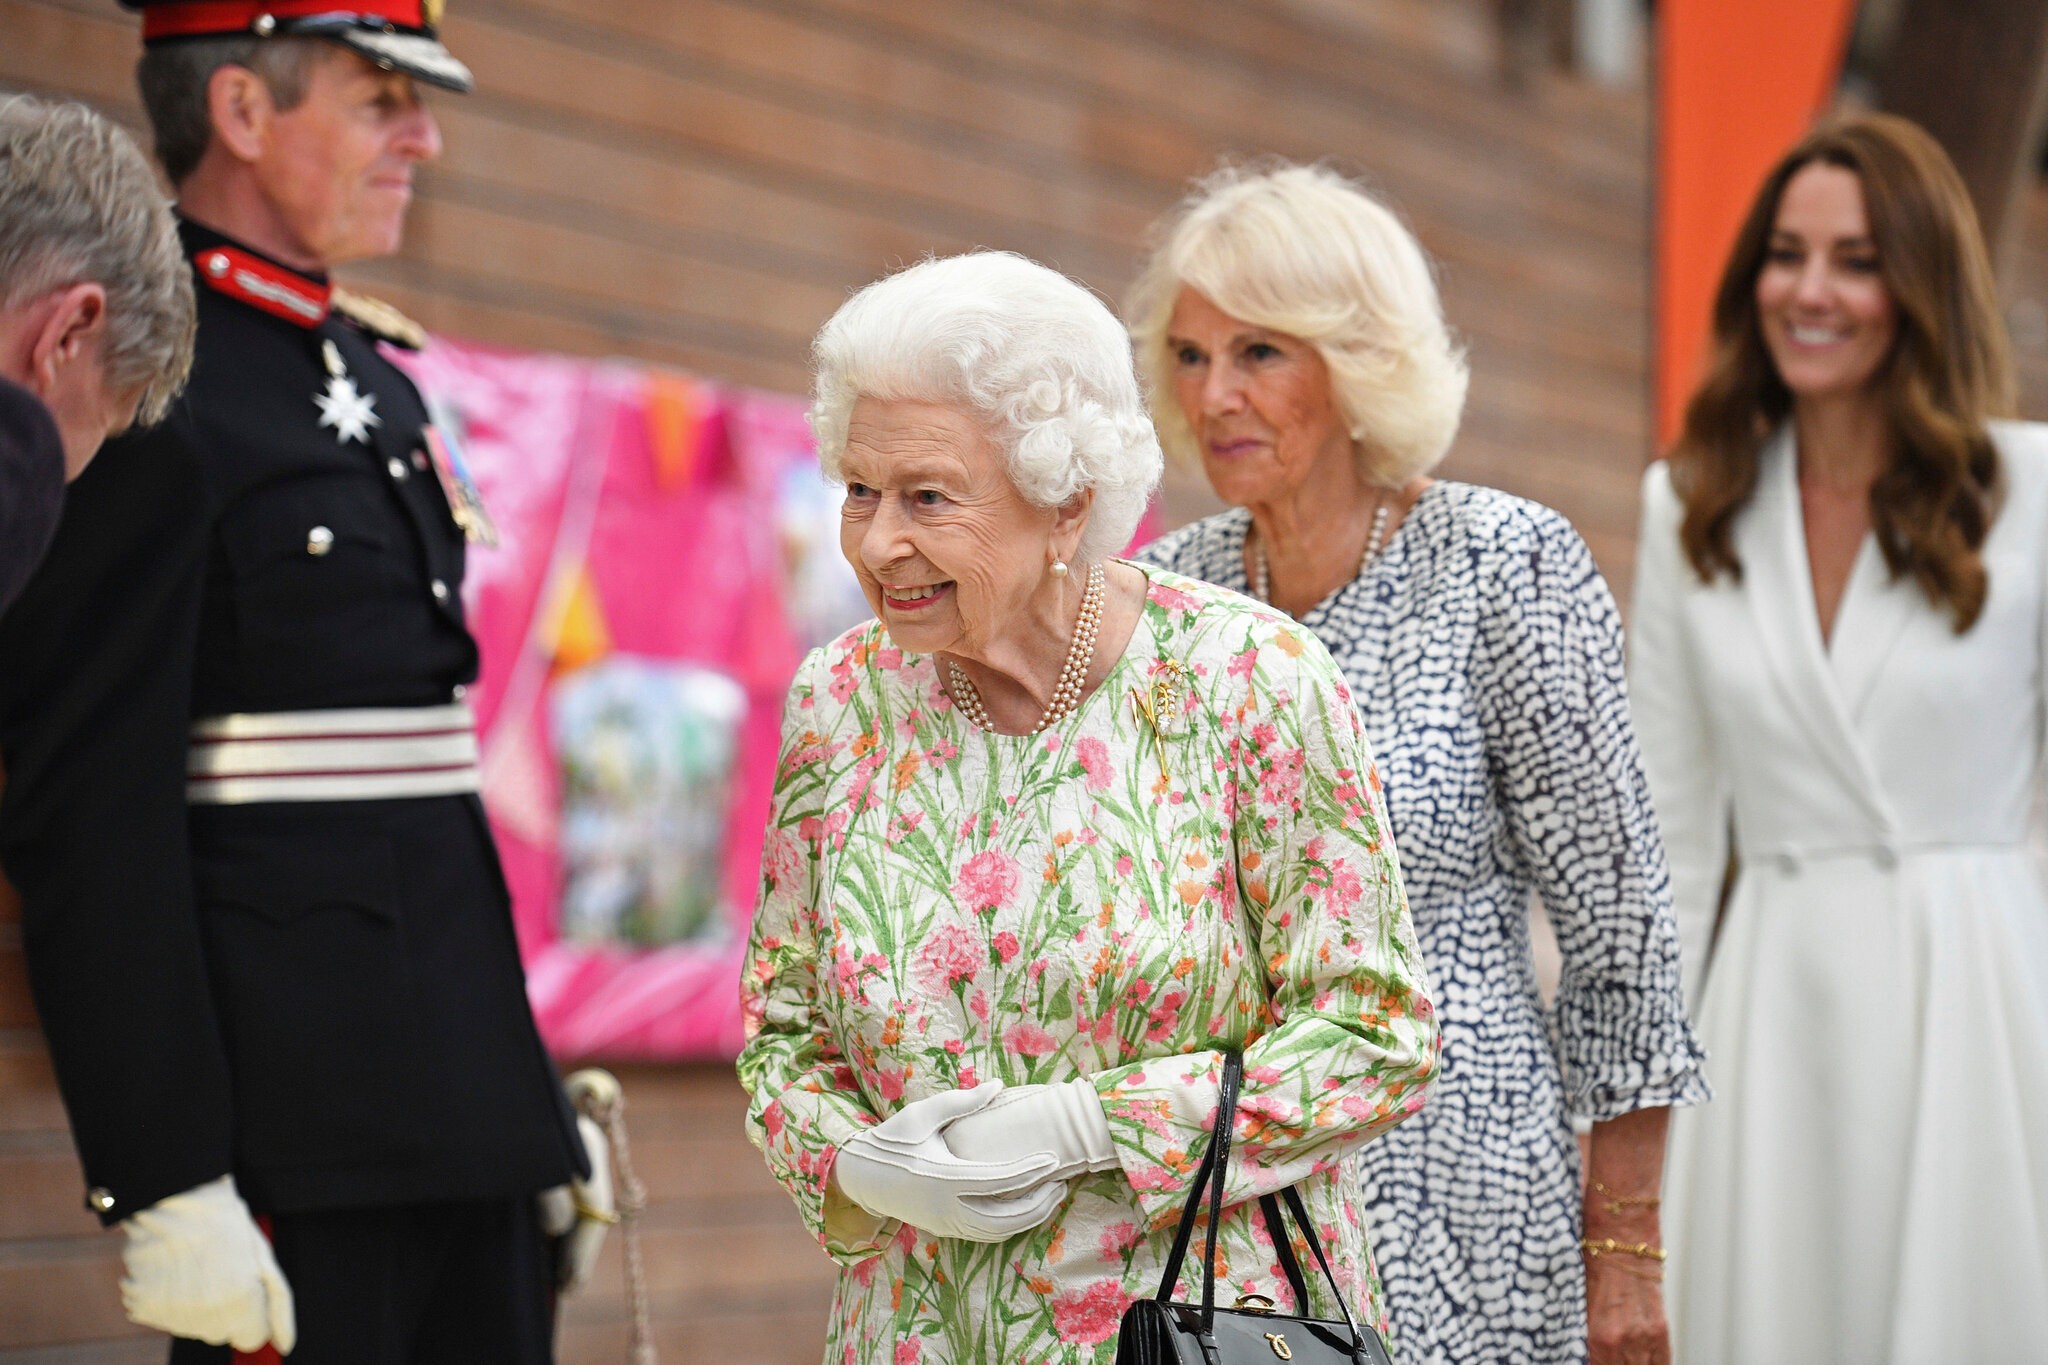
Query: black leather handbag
1114,1051,1395,1365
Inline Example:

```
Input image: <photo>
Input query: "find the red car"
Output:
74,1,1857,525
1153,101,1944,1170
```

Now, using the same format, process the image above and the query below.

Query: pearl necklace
1250,499,1390,607
948,562,1105,735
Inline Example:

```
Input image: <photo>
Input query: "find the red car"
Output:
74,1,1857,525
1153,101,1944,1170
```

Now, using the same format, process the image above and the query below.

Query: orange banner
1655,0,1860,444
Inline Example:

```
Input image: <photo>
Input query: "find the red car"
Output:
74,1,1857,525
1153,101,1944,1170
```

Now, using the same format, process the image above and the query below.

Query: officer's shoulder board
331,288,428,352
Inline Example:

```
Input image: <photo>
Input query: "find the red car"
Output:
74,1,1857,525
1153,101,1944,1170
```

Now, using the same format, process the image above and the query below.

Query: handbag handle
1266,1184,1374,1356
1151,1048,1245,1323
1152,1051,1376,1360
1257,1194,1311,1307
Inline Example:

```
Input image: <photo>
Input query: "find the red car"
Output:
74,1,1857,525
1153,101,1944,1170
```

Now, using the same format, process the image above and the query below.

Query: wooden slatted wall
0,4,1648,1353
4,0,2045,1358
2012,189,2048,415
0,0,1661,562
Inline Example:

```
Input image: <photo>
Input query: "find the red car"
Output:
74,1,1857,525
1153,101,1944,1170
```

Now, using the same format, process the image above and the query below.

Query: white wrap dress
1631,423,2048,1364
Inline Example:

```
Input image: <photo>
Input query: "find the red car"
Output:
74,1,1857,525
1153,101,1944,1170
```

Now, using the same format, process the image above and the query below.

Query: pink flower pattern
1002,1021,1060,1057
1052,1279,1129,1345
1076,735,1114,792
952,849,1021,913
912,923,982,996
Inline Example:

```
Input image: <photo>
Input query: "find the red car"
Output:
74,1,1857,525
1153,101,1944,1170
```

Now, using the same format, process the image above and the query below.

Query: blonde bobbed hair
1126,161,1468,487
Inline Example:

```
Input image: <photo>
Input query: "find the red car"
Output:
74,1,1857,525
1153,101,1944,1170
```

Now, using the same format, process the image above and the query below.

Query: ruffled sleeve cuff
1555,978,1712,1122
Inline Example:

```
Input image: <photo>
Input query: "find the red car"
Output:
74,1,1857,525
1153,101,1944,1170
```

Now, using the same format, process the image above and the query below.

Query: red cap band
141,0,427,40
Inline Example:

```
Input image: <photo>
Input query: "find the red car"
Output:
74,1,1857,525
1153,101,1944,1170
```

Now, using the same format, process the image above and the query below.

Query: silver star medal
315,338,381,445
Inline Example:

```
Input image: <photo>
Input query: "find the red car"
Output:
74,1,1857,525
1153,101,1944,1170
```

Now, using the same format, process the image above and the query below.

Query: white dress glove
537,1115,616,1292
833,1084,1067,1242
943,1079,1120,1182
119,1174,295,1353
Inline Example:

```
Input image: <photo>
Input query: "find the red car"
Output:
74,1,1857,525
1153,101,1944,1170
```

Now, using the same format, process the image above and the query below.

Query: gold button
87,1187,115,1213
307,526,335,556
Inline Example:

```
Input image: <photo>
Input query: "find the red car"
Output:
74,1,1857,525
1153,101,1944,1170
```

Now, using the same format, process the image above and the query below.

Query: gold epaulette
331,287,428,351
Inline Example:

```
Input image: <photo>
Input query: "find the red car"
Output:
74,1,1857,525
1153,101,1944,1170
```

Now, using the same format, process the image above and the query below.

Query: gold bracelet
1595,1257,1666,1285
1581,1237,1668,1262
1588,1179,1661,1216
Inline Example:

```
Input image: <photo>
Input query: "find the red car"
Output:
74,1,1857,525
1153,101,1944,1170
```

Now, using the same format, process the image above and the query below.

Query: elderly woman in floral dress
737,250,1440,1364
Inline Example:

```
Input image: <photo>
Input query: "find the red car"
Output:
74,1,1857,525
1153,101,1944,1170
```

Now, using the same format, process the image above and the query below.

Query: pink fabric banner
398,337,834,1061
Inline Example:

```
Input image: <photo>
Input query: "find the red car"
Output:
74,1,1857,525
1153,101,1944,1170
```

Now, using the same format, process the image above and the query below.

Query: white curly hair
1125,161,1469,488
809,251,1163,565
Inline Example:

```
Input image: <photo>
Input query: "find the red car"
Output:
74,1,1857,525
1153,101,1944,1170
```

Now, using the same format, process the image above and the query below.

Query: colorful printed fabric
1140,488,1710,1364
738,567,1439,1365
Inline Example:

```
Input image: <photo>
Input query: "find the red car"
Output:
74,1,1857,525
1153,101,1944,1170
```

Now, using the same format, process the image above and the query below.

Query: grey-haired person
0,93,192,612
739,250,1439,1364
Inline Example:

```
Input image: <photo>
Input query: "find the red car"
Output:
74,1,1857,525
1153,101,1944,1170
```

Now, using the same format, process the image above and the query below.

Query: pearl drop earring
1050,559,1069,579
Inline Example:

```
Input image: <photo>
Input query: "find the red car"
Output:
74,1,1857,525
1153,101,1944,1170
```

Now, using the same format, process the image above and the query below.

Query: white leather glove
833,1084,1068,1242
119,1175,295,1353
943,1079,1120,1182
537,1115,616,1292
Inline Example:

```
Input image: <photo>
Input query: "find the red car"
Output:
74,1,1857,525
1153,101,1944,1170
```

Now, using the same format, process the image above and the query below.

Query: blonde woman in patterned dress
1129,163,1709,1365
737,250,1440,1364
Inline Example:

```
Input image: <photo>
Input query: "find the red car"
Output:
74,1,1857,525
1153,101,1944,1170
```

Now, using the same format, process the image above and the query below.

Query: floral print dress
739,567,1440,1365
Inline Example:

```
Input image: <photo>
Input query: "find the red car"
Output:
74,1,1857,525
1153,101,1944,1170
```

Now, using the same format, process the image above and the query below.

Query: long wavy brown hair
1669,113,2015,631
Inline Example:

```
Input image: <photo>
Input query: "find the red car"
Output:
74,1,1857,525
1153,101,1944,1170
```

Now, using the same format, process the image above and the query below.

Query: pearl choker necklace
1250,500,1391,607
948,562,1105,735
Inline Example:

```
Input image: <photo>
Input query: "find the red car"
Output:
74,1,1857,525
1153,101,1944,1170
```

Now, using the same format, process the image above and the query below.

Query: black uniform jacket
0,376,65,616
0,221,582,1225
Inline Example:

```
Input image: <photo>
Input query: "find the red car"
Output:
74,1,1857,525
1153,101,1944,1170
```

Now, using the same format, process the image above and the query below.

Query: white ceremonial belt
187,703,481,804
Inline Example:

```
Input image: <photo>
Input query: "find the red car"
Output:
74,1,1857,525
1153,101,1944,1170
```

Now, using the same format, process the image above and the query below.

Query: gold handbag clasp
1232,1292,1277,1313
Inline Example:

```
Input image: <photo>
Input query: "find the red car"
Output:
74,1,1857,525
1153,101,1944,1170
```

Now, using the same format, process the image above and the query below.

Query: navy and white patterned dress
1138,483,1709,1364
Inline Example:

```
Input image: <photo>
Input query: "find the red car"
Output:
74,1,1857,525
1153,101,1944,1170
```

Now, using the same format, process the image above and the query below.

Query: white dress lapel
1736,429,1891,814
1828,532,1920,725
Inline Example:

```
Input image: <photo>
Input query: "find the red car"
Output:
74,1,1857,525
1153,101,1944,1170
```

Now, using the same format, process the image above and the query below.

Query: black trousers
167,1197,555,1365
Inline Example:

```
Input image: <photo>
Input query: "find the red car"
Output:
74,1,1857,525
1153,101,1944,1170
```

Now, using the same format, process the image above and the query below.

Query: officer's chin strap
565,1068,656,1365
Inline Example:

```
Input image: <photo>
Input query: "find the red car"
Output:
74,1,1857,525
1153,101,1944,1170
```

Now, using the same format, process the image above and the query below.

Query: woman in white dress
1632,113,2048,1363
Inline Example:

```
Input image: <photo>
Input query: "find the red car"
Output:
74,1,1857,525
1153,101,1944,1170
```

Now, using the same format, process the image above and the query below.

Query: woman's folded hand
832,1084,1068,1241
943,1079,1120,1183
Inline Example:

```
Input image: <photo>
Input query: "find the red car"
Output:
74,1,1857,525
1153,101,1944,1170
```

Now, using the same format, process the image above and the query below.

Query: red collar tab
141,1,428,41
194,246,332,328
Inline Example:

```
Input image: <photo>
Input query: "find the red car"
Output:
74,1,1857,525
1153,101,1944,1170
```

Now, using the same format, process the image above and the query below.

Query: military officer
0,4,602,1359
